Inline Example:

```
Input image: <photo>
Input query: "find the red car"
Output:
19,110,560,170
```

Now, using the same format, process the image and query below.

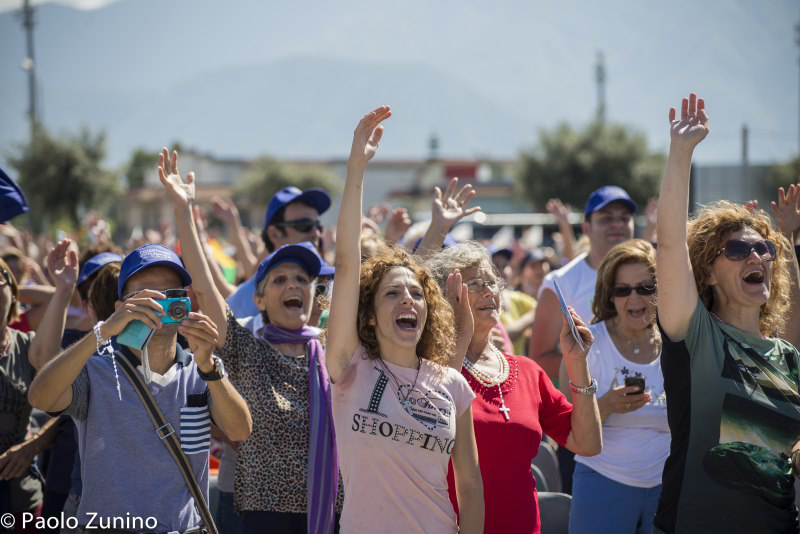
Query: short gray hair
424,241,496,291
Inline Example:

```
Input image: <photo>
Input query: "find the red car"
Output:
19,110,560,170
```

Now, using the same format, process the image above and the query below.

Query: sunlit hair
0,258,20,324
424,241,496,291
88,263,120,321
592,239,657,325
357,245,454,368
687,201,792,337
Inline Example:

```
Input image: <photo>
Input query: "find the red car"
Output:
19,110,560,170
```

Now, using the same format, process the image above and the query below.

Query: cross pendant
499,404,510,421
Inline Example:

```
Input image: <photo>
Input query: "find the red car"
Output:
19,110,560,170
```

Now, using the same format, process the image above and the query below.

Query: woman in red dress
427,241,602,534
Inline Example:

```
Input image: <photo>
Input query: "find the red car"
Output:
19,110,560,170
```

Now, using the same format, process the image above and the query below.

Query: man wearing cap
28,243,252,534
226,186,331,320
529,185,635,494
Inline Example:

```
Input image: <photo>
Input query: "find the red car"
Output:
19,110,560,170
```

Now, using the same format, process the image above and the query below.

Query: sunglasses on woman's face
716,239,776,262
276,218,323,234
611,283,656,298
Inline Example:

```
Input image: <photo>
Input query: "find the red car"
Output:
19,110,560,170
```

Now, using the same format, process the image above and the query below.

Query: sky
0,0,797,169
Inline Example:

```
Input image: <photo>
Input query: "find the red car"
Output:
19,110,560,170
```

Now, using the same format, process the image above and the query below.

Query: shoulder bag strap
115,352,219,534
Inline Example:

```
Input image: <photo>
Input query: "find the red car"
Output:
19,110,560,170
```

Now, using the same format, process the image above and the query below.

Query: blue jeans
215,491,244,534
569,463,661,534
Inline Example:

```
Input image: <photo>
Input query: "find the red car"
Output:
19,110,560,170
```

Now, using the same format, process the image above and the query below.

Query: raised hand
384,207,411,244
210,197,239,225
46,239,78,290
744,199,759,213
158,148,196,208
432,177,482,231
559,306,594,362
668,92,709,151
349,106,392,168
446,269,474,342
770,182,800,237
546,198,571,225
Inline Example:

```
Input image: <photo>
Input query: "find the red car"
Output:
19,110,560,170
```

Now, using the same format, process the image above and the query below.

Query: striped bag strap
115,351,219,534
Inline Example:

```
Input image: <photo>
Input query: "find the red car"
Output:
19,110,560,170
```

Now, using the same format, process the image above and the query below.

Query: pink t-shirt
332,345,476,534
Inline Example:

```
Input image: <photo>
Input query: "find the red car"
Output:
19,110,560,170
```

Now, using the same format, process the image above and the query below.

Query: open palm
669,93,709,150
158,148,196,207
770,182,800,236
432,177,481,229
47,239,78,289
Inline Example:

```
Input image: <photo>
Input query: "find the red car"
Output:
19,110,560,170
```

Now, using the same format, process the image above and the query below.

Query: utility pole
595,50,606,124
19,0,38,141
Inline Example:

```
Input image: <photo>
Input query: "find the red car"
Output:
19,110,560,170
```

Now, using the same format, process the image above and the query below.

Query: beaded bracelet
93,321,110,352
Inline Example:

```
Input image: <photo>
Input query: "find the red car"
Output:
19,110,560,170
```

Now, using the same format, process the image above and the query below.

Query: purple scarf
262,324,337,534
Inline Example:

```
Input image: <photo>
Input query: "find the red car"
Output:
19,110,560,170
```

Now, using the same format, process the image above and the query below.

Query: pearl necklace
463,344,511,421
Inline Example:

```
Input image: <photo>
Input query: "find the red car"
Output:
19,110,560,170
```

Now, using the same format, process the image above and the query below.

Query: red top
447,354,573,534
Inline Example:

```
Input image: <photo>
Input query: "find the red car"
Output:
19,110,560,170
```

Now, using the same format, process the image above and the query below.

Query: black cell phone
625,376,646,394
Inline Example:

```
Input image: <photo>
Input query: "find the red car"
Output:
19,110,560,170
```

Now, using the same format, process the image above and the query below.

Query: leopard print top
221,308,343,514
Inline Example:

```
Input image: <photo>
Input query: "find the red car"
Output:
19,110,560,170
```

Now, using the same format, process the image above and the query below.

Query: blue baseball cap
78,252,123,289
0,167,29,224
264,187,331,230
255,241,323,287
584,186,637,219
117,244,192,298
319,260,335,277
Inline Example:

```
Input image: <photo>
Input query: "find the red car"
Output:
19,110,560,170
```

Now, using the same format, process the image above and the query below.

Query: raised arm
326,106,392,382
193,205,236,299
158,149,229,350
770,182,800,347
416,177,481,259
546,198,577,262
656,93,709,340
211,197,259,278
28,240,78,370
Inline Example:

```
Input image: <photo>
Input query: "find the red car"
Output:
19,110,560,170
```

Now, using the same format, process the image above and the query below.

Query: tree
517,121,665,210
768,155,800,191
8,127,121,232
232,157,341,208
125,148,158,190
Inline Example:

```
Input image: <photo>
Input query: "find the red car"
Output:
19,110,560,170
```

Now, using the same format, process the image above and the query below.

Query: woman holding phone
559,239,667,534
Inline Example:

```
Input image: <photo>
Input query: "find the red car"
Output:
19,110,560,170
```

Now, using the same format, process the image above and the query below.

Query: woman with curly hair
654,93,800,534
326,106,484,534
560,239,666,534
424,241,600,534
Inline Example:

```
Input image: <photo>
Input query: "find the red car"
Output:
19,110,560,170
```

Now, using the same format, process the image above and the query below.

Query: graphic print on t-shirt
352,364,457,454
720,338,800,408
703,394,800,508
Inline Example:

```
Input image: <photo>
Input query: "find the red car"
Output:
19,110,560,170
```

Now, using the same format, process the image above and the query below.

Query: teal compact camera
118,289,191,350
157,289,191,324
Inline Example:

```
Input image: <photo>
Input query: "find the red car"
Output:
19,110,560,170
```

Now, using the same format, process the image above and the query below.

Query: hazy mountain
0,0,795,167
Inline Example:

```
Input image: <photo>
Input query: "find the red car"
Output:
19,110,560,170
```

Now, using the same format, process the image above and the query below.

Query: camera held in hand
156,289,191,324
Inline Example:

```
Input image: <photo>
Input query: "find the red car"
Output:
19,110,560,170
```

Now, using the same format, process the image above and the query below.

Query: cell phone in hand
625,376,646,394
552,279,586,351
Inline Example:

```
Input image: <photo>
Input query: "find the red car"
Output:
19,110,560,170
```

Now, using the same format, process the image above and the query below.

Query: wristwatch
569,379,598,397
197,355,227,382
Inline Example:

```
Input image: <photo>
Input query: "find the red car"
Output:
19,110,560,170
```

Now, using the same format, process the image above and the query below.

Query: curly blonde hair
687,201,792,337
357,245,454,368
592,239,657,325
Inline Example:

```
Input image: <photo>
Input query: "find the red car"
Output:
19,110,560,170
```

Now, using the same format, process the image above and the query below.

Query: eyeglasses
716,239,776,262
315,281,332,298
276,218,323,234
465,278,506,294
122,288,187,301
611,283,656,298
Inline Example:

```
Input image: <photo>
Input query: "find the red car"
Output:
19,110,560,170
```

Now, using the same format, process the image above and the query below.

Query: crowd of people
0,92,797,534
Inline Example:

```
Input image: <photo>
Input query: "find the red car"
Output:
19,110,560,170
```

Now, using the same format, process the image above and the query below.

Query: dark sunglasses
611,283,656,298
276,218,323,234
716,239,776,262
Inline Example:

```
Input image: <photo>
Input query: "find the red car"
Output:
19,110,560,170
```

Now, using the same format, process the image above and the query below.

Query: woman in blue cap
158,148,341,534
